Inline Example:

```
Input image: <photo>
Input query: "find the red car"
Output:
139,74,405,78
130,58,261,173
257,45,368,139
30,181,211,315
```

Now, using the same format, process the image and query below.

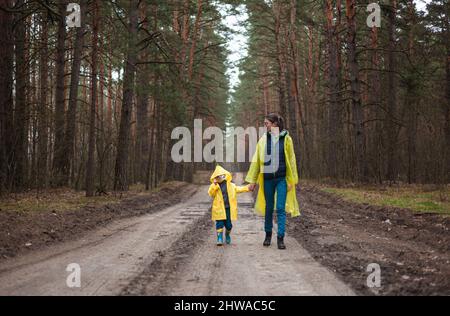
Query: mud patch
121,205,211,296
287,184,450,296
0,182,199,261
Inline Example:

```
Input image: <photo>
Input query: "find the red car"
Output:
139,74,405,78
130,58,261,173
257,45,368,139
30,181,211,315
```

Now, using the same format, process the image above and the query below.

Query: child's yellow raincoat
208,166,250,221
245,132,300,217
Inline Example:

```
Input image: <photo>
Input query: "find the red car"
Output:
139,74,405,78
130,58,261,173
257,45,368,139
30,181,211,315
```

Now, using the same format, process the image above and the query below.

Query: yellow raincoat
208,166,250,221
245,132,300,217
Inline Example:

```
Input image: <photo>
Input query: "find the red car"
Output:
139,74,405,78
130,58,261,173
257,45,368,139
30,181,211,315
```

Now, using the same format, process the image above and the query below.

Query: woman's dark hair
265,112,285,132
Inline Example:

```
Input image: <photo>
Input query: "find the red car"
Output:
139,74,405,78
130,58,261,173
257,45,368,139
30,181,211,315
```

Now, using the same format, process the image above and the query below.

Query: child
208,166,250,246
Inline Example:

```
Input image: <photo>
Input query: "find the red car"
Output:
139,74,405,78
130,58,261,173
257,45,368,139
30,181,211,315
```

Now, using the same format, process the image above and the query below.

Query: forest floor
299,180,450,215
289,183,450,295
0,174,448,295
0,182,198,261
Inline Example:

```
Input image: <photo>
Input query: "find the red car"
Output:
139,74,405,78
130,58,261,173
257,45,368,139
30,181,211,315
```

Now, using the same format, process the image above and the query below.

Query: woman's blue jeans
263,177,287,237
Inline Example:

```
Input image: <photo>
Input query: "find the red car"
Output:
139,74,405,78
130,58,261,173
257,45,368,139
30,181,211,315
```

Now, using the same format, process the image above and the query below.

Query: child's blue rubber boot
217,231,224,246
225,230,231,245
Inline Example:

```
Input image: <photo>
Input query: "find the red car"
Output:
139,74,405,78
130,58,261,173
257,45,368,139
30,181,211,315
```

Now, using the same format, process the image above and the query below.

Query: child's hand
248,183,256,192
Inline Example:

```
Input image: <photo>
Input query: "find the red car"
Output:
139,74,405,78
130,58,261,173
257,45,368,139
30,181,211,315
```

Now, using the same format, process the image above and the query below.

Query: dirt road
0,187,210,295
0,174,354,296
122,191,354,296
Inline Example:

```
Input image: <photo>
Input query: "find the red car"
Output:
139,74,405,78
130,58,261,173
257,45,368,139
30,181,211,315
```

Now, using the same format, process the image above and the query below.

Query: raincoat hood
208,166,249,221
210,165,232,183
268,129,288,138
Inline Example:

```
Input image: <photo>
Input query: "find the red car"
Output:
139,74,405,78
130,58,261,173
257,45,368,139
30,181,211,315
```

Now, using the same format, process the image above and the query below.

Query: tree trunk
30,18,38,188
187,0,203,82
37,11,49,189
13,0,28,191
287,0,303,177
146,98,157,191
406,0,418,184
0,0,14,194
369,25,382,183
386,0,398,182
53,0,68,186
326,0,339,180
274,0,287,117
444,0,450,183
346,0,367,183
86,0,99,197
64,0,87,187
135,2,150,184
114,0,139,191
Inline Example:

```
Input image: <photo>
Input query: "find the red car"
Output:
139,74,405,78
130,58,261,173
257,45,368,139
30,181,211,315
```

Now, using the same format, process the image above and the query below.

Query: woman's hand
248,183,256,192
287,184,293,192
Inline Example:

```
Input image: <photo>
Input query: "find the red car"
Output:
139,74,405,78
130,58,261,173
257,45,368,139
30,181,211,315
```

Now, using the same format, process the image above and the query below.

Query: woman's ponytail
277,115,285,132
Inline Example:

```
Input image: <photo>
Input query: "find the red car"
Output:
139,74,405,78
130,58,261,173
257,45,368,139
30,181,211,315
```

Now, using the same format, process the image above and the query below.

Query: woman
246,113,300,250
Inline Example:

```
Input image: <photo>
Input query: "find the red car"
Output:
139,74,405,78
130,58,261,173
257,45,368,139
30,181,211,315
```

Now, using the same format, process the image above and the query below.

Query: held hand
248,183,256,192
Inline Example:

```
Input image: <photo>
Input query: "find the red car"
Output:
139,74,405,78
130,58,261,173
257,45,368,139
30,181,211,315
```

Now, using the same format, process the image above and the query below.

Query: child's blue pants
215,207,232,232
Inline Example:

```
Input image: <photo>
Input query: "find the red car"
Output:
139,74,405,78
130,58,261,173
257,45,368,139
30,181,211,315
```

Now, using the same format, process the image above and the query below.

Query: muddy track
288,184,450,296
121,204,212,296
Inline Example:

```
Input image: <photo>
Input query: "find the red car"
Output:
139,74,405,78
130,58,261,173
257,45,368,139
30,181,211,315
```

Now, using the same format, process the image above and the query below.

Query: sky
219,0,433,91
219,4,249,91
415,0,432,12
